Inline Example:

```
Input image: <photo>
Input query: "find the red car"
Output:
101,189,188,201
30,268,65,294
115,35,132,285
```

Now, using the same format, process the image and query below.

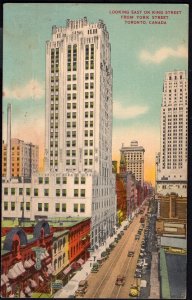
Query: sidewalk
54,219,129,298
149,252,160,299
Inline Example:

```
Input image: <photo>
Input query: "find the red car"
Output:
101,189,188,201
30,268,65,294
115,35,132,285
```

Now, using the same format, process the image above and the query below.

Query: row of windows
3,202,86,213
4,185,86,196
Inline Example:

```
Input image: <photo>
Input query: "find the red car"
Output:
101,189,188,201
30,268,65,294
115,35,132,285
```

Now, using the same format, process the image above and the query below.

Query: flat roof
165,253,186,299
53,230,69,238
2,217,90,228
160,248,186,299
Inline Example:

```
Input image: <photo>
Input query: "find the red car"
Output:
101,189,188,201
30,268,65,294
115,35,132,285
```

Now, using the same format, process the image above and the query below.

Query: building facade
156,71,188,196
1,221,53,298
2,18,116,250
120,141,145,186
2,139,39,180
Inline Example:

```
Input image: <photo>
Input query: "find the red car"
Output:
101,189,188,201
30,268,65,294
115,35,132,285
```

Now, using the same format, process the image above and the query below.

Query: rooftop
53,230,69,239
160,248,186,299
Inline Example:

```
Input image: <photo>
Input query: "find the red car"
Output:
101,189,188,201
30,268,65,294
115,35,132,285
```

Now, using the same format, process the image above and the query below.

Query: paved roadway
84,206,148,299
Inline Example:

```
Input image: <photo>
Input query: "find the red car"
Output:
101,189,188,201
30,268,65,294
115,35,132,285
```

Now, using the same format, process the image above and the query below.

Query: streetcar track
91,222,139,298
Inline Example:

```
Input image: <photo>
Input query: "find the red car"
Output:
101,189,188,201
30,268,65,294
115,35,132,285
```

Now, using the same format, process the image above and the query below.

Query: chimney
6,103,12,181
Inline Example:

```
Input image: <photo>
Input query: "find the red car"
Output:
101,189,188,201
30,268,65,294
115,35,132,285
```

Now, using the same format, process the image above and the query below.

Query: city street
84,206,148,298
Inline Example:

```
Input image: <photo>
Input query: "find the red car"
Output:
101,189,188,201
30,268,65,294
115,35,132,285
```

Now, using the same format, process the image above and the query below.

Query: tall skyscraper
120,141,145,186
43,17,116,247
156,70,188,195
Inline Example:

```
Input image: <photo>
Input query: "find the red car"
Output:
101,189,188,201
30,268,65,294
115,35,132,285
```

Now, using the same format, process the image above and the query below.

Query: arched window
54,242,57,254
54,259,57,271
63,237,66,247
12,240,19,255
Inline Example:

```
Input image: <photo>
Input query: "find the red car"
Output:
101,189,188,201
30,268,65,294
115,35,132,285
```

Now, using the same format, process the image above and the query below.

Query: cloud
140,45,188,64
3,79,44,100
113,101,149,119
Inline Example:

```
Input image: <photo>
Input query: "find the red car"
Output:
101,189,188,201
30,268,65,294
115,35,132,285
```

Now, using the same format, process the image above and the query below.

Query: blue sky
3,3,188,183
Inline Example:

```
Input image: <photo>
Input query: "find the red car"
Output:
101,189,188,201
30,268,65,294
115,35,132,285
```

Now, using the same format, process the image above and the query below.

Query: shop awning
28,259,35,267
63,265,72,275
45,250,49,257
40,253,46,260
77,258,84,265
8,268,18,280
24,260,31,269
8,293,15,298
20,291,26,298
38,275,44,282
29,279,37,288
17,262,25,274
6,285,12,293
1,274,9,285
25,286,31,294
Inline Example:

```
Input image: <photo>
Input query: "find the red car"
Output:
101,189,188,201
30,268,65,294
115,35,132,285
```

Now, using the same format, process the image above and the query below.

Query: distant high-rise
156,70,188,195
120,141,145,186
2,138,39,180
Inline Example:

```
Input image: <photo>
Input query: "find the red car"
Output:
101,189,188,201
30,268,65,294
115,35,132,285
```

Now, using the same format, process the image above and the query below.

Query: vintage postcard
2,3,188,299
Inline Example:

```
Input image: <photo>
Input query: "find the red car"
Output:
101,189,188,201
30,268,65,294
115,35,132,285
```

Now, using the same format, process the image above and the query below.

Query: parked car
75,280,88,296
129,284,140,297
128,251,135,257
134,272,142,278
120,230,124,236
135,234,140,240
115,275,125,286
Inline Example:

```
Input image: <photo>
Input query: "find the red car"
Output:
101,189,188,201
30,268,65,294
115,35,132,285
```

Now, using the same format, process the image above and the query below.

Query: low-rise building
1,221,53,298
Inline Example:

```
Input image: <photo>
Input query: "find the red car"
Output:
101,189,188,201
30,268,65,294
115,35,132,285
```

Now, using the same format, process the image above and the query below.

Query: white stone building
120,141,145,186
2,18,116,249
156,71,188,196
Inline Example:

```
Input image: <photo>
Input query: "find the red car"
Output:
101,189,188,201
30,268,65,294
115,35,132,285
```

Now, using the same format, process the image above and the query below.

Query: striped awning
8,268,18,280
25,286,31,294
38,275,44,282
77,258,84,265
63,265,72,275
1,274,9,286
29,279,37,288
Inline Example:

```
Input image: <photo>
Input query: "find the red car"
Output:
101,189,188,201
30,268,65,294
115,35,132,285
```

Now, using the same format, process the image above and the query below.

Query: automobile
129,285,140,297
139,253,145,258
128,251,135,257
120,230,124,236
135,234,140,240
75,280,88,296
124,225,128,230
134,272,142,278
115,275,125,286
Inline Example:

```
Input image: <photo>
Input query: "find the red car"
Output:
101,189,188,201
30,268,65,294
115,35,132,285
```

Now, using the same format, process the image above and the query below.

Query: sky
3,3,188,185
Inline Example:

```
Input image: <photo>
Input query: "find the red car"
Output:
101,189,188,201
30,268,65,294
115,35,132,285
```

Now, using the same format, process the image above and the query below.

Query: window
26,202,30,211
4,187,8,195
44,203,49,212
62,203,66,212
56,177,61,184
26,188,30,196
85,102,89,108
85,73,89,80
45,177,49,184
56,189,60,197
72,131,76,138
19,188,23,195
81,177,86,184
80,204,85,213
67,75,71,81
90,73,94,80
11,202,15,211
62,189,66,197
74,189,78,197
38,203,42,211
74,177,79,184
39,177,43,184
55,203,60,212
34,188,38,196
11,188,15,196
44,189,49,196
81,189,85,197
63,177,67,184
74,204,78,212
4,202,8,211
